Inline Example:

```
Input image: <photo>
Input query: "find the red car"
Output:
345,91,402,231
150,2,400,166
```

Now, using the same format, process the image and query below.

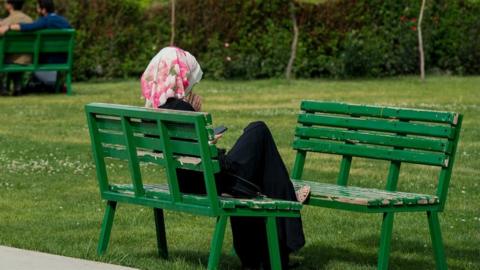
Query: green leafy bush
19,0,479,80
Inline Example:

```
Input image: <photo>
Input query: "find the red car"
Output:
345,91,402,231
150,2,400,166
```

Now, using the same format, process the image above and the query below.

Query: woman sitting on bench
140,46,310,269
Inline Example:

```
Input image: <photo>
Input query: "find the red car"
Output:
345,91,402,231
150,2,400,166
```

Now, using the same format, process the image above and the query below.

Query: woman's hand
185,92,202,112
0,25,9,35
210,133,223,144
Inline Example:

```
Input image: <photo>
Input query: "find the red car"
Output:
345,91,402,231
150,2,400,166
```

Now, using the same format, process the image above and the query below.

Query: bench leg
97,201,117,255
66,71,72,95
378,212,395,270
207,216,227,270
154,208,168,259
427,211,448,270
266,216,282,270
54,72,62,94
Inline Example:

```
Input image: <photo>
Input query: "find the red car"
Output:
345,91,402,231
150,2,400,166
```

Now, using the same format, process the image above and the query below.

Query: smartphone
214,125,228,135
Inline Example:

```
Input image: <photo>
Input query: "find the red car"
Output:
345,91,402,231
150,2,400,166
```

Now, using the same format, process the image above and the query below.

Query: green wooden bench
0,29,75,95
290,101,462,270
85,103,302,270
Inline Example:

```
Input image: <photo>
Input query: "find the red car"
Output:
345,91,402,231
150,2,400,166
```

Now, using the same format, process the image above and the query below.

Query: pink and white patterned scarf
141,47,203,108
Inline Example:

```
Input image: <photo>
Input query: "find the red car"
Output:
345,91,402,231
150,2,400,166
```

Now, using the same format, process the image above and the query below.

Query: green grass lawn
0,76,479,270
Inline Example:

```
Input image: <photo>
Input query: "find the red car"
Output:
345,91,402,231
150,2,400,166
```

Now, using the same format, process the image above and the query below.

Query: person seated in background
2,0,70,33
0,0,71,94
0,0,32,96
141,46,310,269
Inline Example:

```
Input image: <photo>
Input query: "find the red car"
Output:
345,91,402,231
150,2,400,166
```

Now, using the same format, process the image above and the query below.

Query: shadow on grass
301,234,478,269
353,234,479,268
145,249,240,269
300,242,437,270
137,239,459,269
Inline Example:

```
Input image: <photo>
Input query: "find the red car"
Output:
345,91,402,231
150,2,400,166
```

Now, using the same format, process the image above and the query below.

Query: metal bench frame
291,101,463,270
86,103,302,270
0,29,75,95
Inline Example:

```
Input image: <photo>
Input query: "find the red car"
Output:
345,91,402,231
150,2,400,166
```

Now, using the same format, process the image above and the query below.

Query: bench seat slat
293,139,449,167
292,180,439,207
110,184,302,211
295,126,451,153
301,101,458,124
298,113,455,139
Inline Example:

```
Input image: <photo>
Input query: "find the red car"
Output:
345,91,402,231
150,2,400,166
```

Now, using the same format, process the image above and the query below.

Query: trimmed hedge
19,0,480,80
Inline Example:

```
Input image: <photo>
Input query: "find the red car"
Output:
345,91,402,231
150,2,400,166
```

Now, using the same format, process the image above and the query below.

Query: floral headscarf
141,47,203,108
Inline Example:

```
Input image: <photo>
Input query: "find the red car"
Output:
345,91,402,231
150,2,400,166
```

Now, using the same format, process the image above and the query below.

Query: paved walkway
0,246,139,270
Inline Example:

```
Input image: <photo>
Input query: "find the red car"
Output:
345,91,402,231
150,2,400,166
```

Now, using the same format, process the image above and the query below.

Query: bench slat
97,119,217,157
87,103,211,125
99,131,217,157
301,101,459,124
293,139,449,167
102,147,221,173
95,114,215,141
292,180,439,207
96,117,204,139
295,126,452,153
3,35,36,53
0,64,70,71
134,121,215,140
40,39,71,52
111,183,302,211
298,113,455,139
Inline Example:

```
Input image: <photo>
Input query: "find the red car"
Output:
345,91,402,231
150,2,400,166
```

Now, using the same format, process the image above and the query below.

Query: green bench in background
86,103,302,270
291,101,462,270
0,29,75,95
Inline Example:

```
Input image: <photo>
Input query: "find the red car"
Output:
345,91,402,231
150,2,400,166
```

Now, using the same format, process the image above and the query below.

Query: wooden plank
39,36,71,53
219,197,302,210
101,191,215,216
2,34,36,53
131,120,199,139
292,181,439,207
102,147,221,173
135,120,214,140
298,113,455,139
301,101,458,125
86,103,209,124
134,136,217,157
98,132,125,145
295,126,452,153
293,139,449,167
109,184,303,214
98,131,217,158
95,116,208,140
0,64,70,72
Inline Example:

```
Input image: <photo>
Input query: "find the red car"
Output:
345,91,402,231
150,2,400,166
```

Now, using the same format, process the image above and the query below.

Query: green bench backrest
0,29,75,68
86,103,222,215
291,101,463,210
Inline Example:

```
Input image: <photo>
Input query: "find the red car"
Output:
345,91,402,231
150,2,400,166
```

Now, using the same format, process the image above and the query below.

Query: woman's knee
245,121,269,134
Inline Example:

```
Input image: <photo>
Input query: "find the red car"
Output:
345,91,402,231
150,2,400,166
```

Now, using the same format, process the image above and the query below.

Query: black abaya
160,98,305,269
